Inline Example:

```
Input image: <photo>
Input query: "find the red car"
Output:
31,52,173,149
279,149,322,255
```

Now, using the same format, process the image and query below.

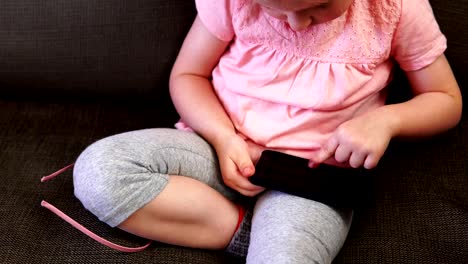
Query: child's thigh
73,128,237,227
247,191,352,264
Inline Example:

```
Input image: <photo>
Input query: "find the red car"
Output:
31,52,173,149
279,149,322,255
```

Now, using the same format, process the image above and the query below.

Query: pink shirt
176,0,446,164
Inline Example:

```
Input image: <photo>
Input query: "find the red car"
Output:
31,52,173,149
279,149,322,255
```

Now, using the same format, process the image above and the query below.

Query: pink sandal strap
40,163,75,182
41,164,152,252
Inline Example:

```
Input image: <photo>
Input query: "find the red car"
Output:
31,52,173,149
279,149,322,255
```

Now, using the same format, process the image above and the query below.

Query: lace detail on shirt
233,0,401,64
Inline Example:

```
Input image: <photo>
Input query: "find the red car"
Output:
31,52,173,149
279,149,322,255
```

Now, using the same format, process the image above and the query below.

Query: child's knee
248,191,351,263
73,140,122,224
72,136,169,227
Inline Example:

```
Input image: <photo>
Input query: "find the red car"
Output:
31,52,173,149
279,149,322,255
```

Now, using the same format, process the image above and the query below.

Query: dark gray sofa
0,0,466,263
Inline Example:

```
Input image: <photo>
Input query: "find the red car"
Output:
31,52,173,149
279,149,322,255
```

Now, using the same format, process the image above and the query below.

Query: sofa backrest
0,0,196,101
0,0,465,103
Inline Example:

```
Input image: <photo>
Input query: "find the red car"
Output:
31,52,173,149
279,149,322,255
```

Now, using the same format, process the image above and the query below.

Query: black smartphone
249,150,374,208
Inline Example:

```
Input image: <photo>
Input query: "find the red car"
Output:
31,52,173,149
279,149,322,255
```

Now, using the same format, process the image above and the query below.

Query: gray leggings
73,128,352,263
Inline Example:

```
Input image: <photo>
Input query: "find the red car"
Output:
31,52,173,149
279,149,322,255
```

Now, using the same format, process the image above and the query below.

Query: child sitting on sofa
72,0,462,262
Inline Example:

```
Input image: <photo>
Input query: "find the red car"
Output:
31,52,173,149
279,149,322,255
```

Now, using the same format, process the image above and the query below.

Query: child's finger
334,144,352,163
308,160,318,168
349,151,367,168
222,157,262,196
234,176,265,196
317,136,339,163
364,154,378,169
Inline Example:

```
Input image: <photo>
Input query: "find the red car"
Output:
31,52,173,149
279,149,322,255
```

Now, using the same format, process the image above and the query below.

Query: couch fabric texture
0,0,467,263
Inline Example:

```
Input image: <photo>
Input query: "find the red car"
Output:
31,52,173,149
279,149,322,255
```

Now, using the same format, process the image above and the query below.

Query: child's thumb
235,155,255,177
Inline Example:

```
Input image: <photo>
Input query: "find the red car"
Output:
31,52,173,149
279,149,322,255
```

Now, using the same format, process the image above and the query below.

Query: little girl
73,0,462,263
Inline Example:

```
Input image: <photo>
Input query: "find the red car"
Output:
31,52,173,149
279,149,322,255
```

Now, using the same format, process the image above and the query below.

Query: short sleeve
195,0,235,41
391,0,447,71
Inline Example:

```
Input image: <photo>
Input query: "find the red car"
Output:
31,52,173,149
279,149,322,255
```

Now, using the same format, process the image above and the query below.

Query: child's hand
213,134,265,197
316,109,397,169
